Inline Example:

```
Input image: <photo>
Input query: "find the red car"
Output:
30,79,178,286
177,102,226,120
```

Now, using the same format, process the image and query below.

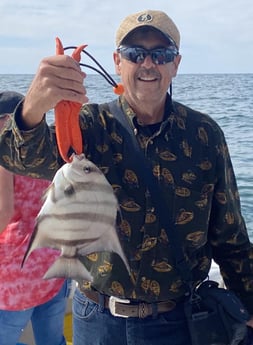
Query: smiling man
114,11,181,125
0,9,253,345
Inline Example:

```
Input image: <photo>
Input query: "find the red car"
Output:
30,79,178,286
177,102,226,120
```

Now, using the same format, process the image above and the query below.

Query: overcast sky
0,0,252,74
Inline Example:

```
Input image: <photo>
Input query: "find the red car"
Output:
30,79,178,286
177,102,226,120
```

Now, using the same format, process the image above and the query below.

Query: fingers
22,55,89,128
40,55,87,103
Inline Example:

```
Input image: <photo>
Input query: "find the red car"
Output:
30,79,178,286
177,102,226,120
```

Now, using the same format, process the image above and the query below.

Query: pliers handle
54,37,87,162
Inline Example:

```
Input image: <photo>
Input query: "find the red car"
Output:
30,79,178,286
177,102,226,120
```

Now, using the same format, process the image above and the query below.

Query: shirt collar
119,93,173,131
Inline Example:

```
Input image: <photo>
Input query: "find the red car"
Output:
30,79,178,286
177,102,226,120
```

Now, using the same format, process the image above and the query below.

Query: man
0,9,252,345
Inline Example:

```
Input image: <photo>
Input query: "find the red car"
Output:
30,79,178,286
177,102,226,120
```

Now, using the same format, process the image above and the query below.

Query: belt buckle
109,296,130,318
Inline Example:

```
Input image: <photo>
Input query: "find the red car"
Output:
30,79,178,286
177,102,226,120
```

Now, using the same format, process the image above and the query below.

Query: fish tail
43,256,93,281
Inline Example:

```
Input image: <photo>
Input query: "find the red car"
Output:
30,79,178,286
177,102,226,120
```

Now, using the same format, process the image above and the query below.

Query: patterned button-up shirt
1,94,253,312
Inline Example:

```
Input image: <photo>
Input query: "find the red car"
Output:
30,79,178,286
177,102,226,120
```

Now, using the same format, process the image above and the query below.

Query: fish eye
83,165,91,173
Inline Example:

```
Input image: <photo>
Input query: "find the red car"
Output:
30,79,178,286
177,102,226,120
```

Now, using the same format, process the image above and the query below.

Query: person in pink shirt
0,91,68,345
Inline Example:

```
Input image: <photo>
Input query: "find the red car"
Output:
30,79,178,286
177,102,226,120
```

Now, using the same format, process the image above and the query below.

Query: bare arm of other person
0,166,14,233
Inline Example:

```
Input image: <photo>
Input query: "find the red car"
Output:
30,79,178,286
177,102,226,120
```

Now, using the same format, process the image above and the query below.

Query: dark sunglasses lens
120,47,146,63
119,47,177,65
152,49,176,64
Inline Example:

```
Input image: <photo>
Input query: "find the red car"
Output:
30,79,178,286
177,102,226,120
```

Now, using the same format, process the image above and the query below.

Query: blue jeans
73,288,191,345
0,280,68,345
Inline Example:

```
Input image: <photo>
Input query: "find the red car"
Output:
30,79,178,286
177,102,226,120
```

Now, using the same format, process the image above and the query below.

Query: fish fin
41,183,53,202
49,182,58,203
43,256,93,281
21,223,40,268
79,229,130,275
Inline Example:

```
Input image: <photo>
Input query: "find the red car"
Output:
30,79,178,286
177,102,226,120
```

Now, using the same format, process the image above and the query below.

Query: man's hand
22,55,88,129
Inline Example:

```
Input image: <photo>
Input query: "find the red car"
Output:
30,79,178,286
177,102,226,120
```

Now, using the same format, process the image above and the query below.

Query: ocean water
0,73,253,238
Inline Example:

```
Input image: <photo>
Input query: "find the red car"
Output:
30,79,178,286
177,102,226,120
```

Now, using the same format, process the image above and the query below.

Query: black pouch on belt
184,280,250,345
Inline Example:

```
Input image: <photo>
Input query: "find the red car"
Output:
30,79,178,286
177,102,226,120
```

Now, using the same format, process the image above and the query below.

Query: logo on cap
137,13,153,23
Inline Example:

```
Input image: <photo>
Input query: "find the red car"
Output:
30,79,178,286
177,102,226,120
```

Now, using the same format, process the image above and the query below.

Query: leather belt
82,290,176,318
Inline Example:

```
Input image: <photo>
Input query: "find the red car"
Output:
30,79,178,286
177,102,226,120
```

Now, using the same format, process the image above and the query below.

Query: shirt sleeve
0,100,60,180
209,126,253,313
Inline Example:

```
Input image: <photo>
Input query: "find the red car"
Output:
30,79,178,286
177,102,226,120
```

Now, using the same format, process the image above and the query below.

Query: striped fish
22,153,129,281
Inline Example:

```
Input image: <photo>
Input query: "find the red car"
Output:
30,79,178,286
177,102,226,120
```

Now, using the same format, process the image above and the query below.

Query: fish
22,153,130,281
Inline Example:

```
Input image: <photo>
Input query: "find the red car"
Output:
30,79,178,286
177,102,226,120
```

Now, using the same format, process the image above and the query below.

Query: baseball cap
0,91,24,117
115,10,180,49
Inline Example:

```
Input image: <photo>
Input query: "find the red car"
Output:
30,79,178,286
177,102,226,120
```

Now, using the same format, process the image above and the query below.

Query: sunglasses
117,46,179,65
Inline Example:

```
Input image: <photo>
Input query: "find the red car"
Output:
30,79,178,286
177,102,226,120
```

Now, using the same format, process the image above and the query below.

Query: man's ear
113,52,121,75
172,54,182,77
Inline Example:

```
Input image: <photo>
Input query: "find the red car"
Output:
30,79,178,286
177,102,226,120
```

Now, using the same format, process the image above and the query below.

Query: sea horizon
1,73,252,238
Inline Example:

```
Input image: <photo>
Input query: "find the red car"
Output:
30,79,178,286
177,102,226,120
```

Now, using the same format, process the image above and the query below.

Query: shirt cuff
12,99,47,147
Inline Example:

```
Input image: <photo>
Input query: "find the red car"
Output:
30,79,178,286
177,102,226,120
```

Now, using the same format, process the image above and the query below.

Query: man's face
113,29,181,106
